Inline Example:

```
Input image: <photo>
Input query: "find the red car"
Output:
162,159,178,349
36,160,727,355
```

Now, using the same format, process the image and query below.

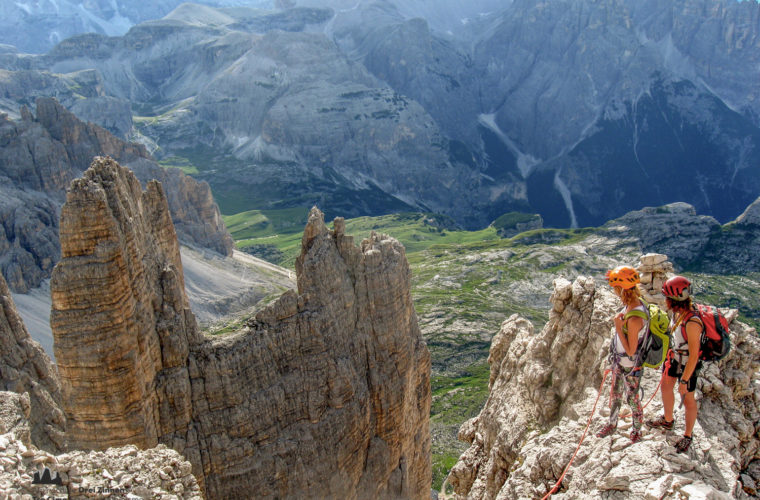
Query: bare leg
683,391,697,436
661,375,676,421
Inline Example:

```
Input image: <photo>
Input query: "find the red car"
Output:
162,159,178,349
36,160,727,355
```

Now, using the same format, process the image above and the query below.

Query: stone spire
51,156,199,452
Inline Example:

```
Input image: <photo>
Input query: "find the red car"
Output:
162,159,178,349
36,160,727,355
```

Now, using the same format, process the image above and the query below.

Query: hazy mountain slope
473,0,760,158
0,0,511,55
1,0,758,229
468,0,760,226
532,78,760,227
0,9,505,224
0,0,270,54
330,0,760,226
12,247,295,361
0,97,233,293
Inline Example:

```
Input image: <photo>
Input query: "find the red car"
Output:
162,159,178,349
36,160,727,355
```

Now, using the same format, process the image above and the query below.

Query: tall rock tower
51,156,199,452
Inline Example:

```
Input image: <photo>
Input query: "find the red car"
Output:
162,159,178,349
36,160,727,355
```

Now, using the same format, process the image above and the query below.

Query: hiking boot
596,424,616,438
646,415,674,430
630,430,642,443
675,435,692,453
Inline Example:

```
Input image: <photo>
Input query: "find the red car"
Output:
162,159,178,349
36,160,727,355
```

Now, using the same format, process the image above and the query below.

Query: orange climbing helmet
605,266,640,289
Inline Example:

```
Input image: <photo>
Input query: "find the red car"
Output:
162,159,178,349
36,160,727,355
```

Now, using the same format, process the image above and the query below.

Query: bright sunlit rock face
448,260,760,499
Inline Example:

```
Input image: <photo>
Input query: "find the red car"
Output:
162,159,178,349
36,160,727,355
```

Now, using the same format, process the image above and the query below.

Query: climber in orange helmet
597,266,647,443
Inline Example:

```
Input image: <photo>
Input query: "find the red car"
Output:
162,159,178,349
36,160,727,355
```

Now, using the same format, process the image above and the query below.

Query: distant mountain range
0,0,758,229
0,97,233,294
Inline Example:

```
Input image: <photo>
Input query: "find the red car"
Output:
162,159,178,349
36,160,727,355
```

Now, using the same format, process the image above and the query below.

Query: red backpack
683,304,731,362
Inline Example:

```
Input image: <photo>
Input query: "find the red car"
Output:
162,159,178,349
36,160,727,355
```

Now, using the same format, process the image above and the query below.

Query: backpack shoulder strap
623,310,648,321
684,308,704,326
679,309,704,341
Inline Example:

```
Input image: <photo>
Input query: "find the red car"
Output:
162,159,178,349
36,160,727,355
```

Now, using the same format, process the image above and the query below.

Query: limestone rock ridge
448,256,760,498
50,157,432,499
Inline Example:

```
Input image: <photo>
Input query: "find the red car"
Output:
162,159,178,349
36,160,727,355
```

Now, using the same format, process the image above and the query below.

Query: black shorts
667,358,702,392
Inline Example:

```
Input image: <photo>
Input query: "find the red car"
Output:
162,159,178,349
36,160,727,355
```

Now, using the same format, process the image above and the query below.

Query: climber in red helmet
646,275,702,453
597,266,647,443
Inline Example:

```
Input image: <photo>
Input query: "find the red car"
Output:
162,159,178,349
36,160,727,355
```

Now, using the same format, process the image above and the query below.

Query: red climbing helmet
605,266,640,289
662,275,691,300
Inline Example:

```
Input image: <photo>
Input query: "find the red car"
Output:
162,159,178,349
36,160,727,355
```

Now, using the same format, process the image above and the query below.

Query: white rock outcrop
448,261,760,499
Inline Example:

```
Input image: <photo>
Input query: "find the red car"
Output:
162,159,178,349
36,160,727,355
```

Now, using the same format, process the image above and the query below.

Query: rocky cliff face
602,199,760,274
3,1,758,229
0,97,232,293
0,273,65,453
448,257,760,498
51,156,200,452
51,158,431,498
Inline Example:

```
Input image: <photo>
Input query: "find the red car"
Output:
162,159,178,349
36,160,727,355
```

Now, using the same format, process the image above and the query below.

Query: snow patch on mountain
554,169,579,229
478,113,540,179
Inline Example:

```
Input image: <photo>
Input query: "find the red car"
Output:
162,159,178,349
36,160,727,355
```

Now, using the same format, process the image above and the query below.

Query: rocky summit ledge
448,254,760,499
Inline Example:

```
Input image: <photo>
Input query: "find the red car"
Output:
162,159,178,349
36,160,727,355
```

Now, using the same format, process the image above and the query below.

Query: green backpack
624,299,671,369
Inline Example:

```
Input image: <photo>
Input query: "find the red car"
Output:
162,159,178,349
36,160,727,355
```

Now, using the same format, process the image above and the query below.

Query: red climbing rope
541,368,611,500
615,366,667,417
642,368,666,411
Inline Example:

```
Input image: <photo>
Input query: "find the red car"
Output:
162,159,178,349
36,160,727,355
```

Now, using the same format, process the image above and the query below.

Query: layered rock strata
0,391,202,499
0,98,232,293
51,159,431,499
448,265,760,498
0,272,65,452
51,156,200,451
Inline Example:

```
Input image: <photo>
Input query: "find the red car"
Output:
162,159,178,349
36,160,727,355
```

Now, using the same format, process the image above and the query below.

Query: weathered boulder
0,392,202,499
51,158,431,499
449,267,760,499
0,272,65,453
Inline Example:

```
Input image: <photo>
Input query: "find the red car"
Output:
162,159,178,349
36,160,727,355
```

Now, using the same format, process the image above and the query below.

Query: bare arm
614,313,644,357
